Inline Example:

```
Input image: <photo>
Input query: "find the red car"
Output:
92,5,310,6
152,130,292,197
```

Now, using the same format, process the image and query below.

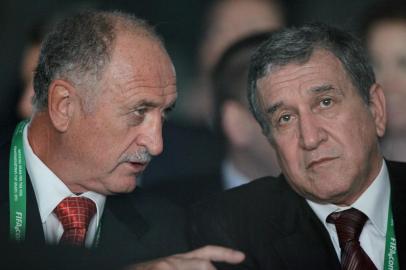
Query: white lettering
14,212,23,241
387,237,396,270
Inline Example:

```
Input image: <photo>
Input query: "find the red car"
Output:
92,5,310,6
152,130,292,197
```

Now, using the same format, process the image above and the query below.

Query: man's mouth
126,161,148,173
306,157,338,169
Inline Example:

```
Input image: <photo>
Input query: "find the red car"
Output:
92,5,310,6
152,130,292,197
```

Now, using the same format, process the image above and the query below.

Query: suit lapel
1,125,44,245
271,162,406,269
0,136,45,245
270,198,340,270
388,161,406,268
97,192,150,263
101,193,148,239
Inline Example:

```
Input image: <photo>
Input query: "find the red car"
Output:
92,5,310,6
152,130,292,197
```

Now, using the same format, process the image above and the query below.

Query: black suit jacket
189,161,406,270
0,125,188,269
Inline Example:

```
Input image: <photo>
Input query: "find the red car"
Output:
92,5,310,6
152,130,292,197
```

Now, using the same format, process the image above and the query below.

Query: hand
128,245,245,270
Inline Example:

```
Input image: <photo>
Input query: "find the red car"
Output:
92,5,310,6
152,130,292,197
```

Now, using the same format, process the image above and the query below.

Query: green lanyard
383,204,399,270
9,121,101,247
9,120,28,242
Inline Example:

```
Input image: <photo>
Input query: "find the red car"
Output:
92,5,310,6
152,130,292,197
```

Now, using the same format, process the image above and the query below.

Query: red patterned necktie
54,197,96,247
327,208,377,270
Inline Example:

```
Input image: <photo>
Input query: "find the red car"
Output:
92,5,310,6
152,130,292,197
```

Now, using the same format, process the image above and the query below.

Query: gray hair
247,23,376,137
33,10,161,112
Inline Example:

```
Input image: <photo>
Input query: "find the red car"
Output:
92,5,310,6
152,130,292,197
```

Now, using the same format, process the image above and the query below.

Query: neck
28,113,53,162
28,114,87,193
334,154,383,207
381,135,406,162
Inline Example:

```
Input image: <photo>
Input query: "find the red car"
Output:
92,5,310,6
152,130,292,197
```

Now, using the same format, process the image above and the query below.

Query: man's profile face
257,49,385,205
67,32,177,195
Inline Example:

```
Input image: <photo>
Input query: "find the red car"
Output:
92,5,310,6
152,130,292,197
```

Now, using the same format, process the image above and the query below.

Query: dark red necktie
54,197,96,247
327,208,377,270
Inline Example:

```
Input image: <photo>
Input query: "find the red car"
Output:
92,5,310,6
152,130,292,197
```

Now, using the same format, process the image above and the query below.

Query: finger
179,245,245,264
131,257,217,270
169,258,217,270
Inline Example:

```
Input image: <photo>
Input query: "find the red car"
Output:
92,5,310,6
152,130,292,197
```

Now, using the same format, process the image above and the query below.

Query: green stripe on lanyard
384,202,399,270
9,120,28,242
9,120,102,247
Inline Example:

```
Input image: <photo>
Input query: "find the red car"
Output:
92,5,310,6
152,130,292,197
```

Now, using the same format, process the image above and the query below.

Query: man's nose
138,114,164,156
298,112,327,150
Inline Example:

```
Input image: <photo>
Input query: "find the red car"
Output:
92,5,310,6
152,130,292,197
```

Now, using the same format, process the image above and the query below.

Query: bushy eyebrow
310,84,346,100
309,84,334,94
135,100,160,108
133,99,177,110
266,101,283,116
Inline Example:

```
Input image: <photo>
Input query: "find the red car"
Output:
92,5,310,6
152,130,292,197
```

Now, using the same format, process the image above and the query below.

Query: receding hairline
65,12,165,111
108,11,162,43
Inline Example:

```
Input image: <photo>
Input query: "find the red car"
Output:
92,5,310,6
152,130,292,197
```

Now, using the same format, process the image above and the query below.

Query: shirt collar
307,160,390,236
23,124,106,224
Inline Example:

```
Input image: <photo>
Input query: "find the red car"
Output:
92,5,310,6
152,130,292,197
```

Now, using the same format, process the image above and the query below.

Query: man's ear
368,83,387,138
48,80,77,132
222,100,252,147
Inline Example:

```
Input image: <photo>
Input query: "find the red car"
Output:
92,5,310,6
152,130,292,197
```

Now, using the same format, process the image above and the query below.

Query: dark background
0,0,378,126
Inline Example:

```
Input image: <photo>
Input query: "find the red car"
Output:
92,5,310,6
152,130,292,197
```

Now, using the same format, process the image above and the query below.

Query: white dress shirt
23,124,106,248
307,161,390,270
222,160,250,190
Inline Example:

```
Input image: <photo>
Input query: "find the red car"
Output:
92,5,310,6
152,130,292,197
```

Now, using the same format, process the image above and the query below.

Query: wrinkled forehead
257,50,348,96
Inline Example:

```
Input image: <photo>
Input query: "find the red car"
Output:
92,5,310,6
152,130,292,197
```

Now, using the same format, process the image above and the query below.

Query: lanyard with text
9,121,101,247
9,120,28,242
384,203,398,270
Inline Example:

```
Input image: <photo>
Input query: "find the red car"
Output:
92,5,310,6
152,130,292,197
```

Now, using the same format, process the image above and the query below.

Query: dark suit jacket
143,171,224,207
189,161,406,270
0,125,188,269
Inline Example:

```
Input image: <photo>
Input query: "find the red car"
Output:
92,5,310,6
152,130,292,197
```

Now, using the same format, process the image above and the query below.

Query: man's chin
103,176,138,195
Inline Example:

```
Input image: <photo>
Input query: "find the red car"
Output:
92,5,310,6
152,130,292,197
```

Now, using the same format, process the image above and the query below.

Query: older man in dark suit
190,23,406,270
0,10,244,270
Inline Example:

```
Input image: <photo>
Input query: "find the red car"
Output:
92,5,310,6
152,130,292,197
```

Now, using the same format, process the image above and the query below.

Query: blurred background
0,0,380,127
2,0,400,205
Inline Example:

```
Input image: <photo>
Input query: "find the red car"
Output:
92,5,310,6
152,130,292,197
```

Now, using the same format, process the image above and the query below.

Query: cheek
342,115,376,160
80,127,126,168
274,139,303,175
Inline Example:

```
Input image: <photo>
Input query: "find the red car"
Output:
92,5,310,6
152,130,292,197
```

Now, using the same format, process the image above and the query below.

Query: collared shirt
23,124,106,248
307,161,390,269
222,160,250,190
